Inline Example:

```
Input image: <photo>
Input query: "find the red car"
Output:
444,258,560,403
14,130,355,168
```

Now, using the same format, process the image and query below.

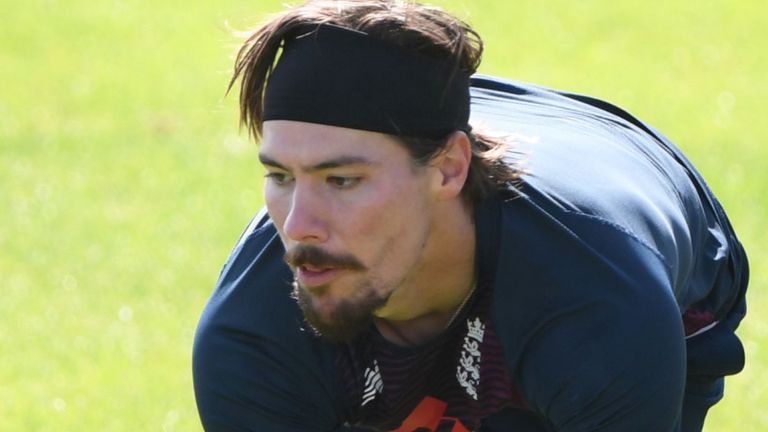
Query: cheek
348,179,431,264
362,206,431,291
264,186,289,233
348,180,418,230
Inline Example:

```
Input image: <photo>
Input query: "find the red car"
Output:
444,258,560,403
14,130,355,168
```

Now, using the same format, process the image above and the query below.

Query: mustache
284,245,366,271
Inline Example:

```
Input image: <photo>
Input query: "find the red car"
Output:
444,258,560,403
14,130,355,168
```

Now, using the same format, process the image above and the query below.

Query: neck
374,200,476,346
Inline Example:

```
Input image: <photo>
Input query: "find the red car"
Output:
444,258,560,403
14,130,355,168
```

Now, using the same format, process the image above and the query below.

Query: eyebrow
258,154,376,172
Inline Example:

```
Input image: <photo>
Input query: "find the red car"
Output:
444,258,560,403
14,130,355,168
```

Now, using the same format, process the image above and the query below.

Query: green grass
1,0,765,430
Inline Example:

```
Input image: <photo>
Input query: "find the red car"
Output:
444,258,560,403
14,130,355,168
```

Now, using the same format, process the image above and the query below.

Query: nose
282,184,328,244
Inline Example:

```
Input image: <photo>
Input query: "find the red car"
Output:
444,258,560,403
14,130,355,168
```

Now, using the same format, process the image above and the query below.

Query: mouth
296,265,344,288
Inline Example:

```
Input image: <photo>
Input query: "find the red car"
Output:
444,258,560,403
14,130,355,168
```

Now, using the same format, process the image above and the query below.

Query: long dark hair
230,0,521,205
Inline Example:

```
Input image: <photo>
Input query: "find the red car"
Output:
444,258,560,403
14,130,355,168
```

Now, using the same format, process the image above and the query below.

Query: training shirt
193,75,748,431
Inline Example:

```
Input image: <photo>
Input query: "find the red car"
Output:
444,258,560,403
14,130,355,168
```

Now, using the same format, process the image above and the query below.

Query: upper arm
193,319,339,432
517,291,686,432
193,223,343,431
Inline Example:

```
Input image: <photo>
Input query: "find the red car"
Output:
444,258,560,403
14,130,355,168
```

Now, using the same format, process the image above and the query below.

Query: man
193,1,749,431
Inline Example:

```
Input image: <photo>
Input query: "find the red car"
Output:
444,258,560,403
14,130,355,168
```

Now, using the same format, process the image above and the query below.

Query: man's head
232,0,519,342
261,120,473,342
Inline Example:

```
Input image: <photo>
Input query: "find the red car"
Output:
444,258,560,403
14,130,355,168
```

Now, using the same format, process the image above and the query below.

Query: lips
296,265,344,288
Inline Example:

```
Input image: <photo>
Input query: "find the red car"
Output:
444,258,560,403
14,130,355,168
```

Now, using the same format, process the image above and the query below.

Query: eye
327,176,361,189
264,172,293,186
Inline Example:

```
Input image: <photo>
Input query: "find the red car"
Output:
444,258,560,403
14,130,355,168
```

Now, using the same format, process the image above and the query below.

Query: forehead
260,120,411,166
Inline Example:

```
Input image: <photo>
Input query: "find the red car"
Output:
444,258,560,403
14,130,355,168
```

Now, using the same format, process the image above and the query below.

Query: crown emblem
466,317,485,342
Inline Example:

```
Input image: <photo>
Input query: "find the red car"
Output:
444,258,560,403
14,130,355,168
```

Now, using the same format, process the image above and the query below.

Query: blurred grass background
0,0,764,430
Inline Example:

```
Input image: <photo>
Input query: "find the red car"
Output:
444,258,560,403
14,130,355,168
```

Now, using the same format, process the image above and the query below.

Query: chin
292,280,389,343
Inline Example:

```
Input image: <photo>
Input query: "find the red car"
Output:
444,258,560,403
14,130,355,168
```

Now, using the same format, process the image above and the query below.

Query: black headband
263,23,471,140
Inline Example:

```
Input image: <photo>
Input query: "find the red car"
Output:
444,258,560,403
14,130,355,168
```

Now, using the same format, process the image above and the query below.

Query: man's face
260,120,436,342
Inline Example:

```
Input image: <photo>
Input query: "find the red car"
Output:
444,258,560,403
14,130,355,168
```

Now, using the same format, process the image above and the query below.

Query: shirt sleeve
516,284,686,431
493,202,687,432
193,220,345,431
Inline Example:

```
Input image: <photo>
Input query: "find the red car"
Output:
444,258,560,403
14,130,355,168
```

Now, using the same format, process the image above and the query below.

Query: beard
292,278,391,343
285,244,391,343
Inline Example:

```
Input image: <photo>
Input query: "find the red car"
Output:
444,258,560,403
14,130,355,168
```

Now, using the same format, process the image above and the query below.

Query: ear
430,130,472,200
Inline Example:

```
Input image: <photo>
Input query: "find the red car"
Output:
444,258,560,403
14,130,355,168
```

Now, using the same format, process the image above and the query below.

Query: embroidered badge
456,317,485,400
362,360,383,407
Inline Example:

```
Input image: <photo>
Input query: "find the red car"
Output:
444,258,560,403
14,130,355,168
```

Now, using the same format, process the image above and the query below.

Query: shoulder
472,74,748,321
470,75,712,305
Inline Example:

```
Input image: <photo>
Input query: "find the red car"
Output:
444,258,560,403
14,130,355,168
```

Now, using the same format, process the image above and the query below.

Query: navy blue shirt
193,76,748,431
